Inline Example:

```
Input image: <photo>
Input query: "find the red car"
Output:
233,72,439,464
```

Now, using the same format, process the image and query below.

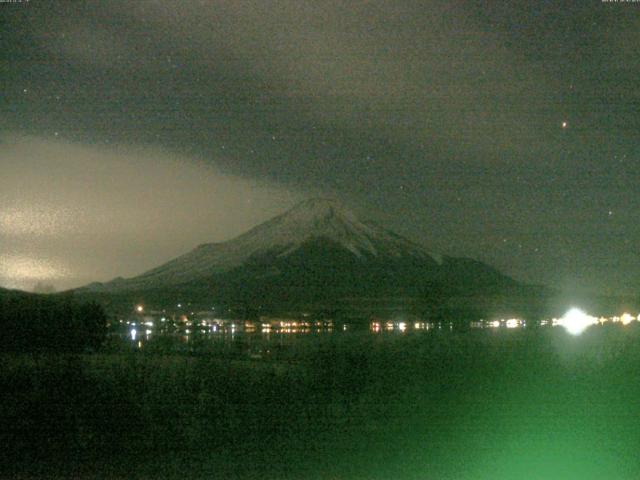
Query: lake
3,322,640,479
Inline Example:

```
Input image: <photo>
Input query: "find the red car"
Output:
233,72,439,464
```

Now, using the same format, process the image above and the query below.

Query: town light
559,308,597,336
505,319,520,329
620,313,634,326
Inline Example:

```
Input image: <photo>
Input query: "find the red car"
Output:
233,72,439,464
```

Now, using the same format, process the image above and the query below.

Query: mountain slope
81,198,518,307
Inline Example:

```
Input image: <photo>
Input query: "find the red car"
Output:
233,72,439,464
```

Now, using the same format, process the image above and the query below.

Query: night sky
1,0,639,294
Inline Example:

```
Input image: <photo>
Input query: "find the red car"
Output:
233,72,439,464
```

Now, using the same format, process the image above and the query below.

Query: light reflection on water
117,319,509,356
115,311,640,355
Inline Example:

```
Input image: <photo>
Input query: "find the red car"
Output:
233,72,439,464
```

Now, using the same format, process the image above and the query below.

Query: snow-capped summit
88,198,436,290
83,198,514,296
225,197,434,259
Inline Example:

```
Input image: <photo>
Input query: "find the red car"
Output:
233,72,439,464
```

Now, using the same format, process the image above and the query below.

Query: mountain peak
292,197,343,209
282,197,356,223
87,198,442,290
233,197,367,255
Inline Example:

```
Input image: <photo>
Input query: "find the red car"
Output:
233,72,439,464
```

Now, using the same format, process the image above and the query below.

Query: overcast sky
2,0,639,293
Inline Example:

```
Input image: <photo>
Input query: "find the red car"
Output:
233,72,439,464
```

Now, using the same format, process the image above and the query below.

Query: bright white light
620,313,634,326
130,328,137,340
505,319,520,329
398,322,406,332
489,320,500,328
559,308,597,335
136,305,144,313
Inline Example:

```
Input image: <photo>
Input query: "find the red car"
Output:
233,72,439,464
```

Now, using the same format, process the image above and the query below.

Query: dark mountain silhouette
78,199,527,316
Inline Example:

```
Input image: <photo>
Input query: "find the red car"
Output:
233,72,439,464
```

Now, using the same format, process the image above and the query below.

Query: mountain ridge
78,198,520,315
86,198,451,291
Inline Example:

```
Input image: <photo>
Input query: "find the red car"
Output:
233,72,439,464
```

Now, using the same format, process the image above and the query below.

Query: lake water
6,322,640,479
111,319,494,356
109,314,635,361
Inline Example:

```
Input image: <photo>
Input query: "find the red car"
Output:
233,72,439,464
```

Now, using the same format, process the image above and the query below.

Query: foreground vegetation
0,290,106,353
2,326,640,479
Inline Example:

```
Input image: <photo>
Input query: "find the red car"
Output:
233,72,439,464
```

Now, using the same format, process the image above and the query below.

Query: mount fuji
80,198,519,313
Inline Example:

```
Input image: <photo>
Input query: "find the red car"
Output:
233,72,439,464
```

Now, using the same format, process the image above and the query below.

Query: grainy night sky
1,0,639,293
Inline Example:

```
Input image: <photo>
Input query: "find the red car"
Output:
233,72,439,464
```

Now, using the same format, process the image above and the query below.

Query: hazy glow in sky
0,134,303,290
0,254,69,288
0,205,80,237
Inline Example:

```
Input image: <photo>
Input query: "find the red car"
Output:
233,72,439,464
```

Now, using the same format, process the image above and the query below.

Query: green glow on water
5,325,640,479
315,328,640,480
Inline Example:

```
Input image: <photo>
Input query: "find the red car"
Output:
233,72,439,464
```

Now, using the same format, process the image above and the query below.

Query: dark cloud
2,0,640,293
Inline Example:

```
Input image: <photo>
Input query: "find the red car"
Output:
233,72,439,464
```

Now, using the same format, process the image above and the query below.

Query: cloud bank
0,134,304,290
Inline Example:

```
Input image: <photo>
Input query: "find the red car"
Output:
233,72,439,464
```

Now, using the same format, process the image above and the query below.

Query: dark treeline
0,290,107,353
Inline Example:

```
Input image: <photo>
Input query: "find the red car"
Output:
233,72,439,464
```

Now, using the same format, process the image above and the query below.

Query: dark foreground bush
0,292,107,353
